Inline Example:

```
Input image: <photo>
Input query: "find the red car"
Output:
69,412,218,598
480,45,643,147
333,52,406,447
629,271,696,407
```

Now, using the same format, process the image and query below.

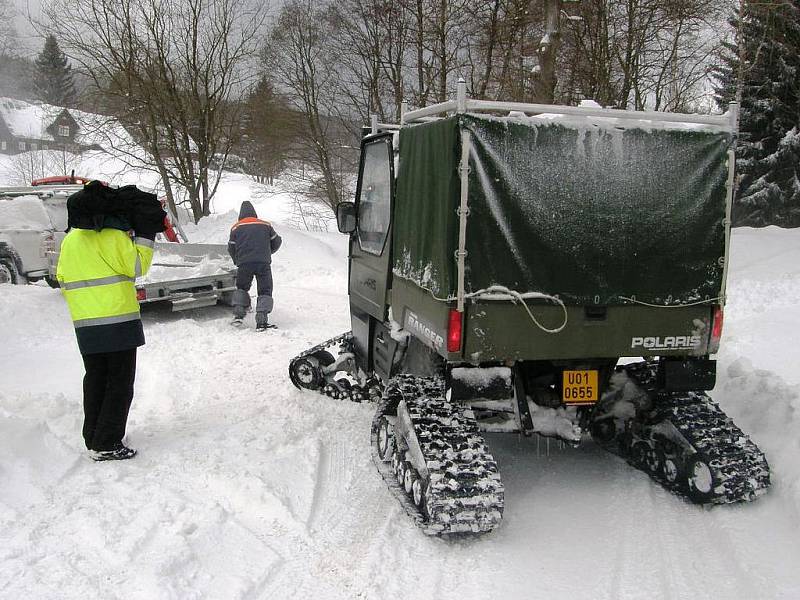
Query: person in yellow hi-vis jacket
58,181,164,461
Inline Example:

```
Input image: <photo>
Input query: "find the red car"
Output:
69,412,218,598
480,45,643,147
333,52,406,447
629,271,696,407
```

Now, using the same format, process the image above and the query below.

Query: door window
357,139,392,255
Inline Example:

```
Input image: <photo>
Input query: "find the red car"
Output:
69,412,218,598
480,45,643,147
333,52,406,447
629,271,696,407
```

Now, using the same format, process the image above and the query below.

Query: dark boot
231,289,250,325
255,294,274,331
90,443,137,461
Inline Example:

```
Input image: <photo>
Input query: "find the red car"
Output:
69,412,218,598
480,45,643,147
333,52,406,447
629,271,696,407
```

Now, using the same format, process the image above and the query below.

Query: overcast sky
11,0,278,58
12,0,43,55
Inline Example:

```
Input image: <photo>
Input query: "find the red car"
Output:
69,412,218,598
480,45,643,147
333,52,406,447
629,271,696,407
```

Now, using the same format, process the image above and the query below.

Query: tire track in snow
138,309,367,599
605,468,639,600
306,436,335,534
259,403,397,599
576,457,678,600
597,455,777,600
648,489,790,600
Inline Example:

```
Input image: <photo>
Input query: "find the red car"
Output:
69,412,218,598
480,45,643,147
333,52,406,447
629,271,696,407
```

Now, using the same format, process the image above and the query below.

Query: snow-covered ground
2,168,800,598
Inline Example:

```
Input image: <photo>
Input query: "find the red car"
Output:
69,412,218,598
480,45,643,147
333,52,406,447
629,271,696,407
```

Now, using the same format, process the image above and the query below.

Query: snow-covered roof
0,98,63,140
0,97,137,150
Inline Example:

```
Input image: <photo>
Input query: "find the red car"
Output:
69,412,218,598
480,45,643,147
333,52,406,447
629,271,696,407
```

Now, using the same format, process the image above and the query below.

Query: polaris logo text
631,336,702,351
406,311,444,349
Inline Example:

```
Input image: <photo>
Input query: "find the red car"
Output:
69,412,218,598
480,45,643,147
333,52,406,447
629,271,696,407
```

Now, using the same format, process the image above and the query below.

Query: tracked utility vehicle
289,83,770,535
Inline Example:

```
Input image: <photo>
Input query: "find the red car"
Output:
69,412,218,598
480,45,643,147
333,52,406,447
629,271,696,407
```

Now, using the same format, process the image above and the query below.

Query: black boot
255,314,270,331
90,443,137,461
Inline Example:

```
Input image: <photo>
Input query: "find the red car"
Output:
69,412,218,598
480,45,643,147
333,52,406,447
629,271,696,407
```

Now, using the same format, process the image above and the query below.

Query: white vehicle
0,192,67,286
0,182,237,311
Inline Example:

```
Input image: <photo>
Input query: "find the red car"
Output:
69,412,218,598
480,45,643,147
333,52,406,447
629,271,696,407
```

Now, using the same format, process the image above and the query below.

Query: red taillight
42,233,55,255
136,288,146,301
709,306,724,353
447,309,463,353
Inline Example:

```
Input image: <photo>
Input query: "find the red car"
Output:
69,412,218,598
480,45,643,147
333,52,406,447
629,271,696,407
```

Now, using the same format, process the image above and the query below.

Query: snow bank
0,209,357,599
717,355,800,517
177,184,347,295
714,227,800,519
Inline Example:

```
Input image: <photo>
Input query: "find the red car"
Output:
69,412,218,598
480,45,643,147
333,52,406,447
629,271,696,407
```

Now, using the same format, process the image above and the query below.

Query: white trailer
0,184,237,311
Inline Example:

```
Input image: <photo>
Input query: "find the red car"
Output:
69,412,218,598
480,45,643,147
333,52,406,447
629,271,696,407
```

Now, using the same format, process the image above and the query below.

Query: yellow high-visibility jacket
57,228,154,355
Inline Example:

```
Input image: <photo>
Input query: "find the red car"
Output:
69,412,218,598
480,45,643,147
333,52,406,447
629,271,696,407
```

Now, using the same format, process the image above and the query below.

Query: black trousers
236,262,273,296
81,348,137,451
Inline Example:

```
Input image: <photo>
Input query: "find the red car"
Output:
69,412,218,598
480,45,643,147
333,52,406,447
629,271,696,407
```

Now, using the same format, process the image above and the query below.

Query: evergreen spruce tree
240,77,293,185
713,1,800,227
33,35,76,108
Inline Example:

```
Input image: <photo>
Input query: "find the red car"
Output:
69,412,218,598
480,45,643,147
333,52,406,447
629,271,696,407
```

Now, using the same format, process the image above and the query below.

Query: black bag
67,181,167,236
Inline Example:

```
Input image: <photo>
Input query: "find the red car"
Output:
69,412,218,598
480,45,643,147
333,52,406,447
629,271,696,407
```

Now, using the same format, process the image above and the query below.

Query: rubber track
370,391,429,532
371,375,504,535
623,361,770,504
289,331,383,402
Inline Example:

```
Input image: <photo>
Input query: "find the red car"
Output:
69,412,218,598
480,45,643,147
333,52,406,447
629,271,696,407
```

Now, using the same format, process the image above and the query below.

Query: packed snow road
2,220,800,599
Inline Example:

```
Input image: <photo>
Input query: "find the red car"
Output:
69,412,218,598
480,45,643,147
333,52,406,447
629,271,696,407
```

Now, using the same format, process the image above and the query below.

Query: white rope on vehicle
465,285,568,334
392,271,569,333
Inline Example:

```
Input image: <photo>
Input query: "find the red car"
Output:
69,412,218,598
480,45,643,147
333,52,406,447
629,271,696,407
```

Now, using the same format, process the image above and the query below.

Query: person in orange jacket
227,201,282,330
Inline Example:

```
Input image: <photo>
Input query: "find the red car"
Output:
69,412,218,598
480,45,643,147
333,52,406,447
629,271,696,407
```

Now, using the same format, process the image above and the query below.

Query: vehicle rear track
372,375,504,535
611,362,770,504
291,341,769,532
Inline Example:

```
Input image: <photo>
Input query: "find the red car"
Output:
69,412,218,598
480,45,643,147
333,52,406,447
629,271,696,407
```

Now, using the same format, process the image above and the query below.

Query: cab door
349,134,394,320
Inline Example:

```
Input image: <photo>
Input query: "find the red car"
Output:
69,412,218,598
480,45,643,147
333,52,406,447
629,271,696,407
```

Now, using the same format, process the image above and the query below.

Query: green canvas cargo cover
392,114,732,307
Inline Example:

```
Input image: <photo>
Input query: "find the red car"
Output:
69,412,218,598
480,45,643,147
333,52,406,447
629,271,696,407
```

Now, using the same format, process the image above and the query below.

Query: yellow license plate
562,370,599,403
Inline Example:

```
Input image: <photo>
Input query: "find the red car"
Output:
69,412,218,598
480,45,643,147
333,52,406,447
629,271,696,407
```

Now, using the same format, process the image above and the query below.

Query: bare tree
382,0,476,107
477,0,539,101
41,0,266,222
252,0,730,219
465,0,510,99
329,0,414,123
427,0,468,101
263,0,351,212
1,150,81,185
0,0,17,59
330,0,532,116
531,0,562,103
330,0,386,122
559,0,724,110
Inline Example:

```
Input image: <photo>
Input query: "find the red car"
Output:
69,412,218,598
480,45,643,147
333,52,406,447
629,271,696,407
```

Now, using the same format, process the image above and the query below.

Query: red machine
160,201,181,243
31,175,94,186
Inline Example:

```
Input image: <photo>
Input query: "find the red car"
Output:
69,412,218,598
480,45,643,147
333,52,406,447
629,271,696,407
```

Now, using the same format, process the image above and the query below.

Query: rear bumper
463,303,715,362
136,273,237,311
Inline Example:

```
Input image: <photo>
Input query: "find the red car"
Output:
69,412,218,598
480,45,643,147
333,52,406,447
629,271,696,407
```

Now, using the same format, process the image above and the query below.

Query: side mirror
336,202,356,234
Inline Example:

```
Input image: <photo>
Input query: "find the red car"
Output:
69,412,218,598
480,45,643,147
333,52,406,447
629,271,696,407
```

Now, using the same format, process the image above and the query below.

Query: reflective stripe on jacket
227,217,282,265
57,229,154,355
